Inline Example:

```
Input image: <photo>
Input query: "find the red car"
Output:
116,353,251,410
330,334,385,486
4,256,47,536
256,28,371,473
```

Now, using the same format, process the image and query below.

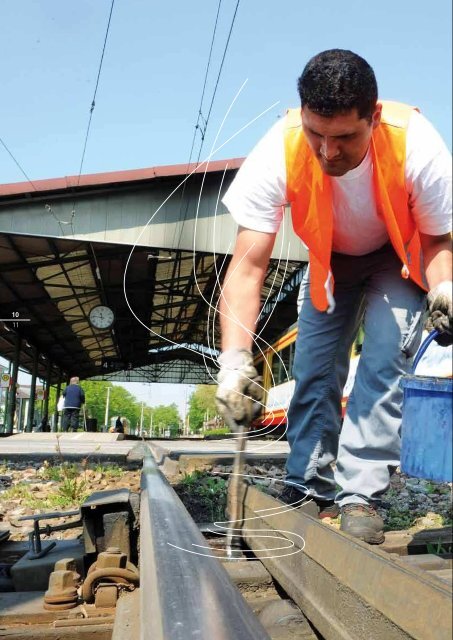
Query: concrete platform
10,432,125,442
0,434,289,465
148,438,290,462
0,432,136,462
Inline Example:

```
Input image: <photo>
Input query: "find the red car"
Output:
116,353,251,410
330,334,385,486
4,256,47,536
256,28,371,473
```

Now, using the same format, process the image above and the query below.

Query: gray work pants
285,243,426,506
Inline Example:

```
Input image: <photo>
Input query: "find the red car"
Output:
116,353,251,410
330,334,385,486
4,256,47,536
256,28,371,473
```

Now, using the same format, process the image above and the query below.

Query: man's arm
220,227,277,351
419,232,452,288
420,232,452,345
216,227,276,425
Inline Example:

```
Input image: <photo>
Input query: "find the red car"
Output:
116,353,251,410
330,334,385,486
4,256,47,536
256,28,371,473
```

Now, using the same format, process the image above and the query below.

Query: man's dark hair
298,49,378,121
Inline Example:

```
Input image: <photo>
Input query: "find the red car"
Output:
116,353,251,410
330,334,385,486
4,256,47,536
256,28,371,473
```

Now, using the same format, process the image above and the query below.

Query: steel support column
5,334,21,434
52,372,62,432
26,348,39,432
42,358,52,427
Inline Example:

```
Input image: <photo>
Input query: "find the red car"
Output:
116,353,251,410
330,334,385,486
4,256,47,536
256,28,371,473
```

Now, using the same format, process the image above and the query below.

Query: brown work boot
340,503,385,544
278,486,340,519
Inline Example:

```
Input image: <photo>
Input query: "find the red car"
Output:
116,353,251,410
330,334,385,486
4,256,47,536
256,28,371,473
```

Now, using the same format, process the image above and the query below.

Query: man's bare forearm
219,227,276,351
420,232,452,288
220,267,263,350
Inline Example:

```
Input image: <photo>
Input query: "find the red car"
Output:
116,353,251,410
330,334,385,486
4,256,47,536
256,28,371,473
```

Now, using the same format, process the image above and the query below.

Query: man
216,49,452,544
62,376,85,432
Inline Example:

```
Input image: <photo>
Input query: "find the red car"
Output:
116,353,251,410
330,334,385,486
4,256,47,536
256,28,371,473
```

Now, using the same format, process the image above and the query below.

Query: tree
148,403,180,435
188,385,218,432
78,381,141,429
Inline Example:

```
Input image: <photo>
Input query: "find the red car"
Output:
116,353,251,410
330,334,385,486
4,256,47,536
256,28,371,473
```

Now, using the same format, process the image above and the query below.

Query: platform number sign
101,358,130,371
0,373,10,388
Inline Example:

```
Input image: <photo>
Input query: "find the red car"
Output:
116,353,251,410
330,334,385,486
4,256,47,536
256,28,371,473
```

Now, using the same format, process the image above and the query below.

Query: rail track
0,448,451,639
234,482,452,640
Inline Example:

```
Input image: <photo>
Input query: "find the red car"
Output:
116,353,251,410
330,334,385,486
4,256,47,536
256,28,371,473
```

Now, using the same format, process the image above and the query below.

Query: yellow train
252,325,451,436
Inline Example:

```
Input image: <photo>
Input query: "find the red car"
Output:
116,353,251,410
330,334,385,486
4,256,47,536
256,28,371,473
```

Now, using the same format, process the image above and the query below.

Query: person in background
37,414,50,432
216,49,452,544
61,376,85,432
113,416,125,434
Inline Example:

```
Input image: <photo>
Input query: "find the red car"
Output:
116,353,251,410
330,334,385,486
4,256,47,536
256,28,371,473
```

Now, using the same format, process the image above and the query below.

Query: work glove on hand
216,349,263,430
426,281,453,347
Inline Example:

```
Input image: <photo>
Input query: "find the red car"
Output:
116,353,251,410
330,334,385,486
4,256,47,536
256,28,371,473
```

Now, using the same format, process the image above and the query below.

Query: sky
0,0,452,412
0,0,451,188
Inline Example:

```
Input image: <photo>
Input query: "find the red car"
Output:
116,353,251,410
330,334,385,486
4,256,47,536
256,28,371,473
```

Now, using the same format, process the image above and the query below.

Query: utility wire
181,0,222,181
174,0,241,252
170,0,223,253
196,0,241,162
0,137,37,190
186,0,223,167
76,0,116,185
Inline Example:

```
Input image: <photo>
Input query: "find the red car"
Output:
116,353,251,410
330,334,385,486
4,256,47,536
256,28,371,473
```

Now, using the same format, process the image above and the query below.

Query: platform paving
0,434,289,464
148,437,290,465
0,432,135,462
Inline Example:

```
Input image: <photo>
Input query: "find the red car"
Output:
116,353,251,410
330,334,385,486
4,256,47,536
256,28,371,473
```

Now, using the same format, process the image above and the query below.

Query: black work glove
426,281,453,347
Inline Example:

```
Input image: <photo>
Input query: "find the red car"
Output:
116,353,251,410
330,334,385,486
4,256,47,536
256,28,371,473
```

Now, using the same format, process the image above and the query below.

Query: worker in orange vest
216,49,452,544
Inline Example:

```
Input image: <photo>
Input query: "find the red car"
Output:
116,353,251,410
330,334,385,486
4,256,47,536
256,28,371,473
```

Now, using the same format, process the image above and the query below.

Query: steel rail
139,454,270,640
238,484,452,640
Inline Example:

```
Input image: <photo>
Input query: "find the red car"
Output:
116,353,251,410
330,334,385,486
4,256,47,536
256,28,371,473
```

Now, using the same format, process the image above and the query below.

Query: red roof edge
0,157,245,198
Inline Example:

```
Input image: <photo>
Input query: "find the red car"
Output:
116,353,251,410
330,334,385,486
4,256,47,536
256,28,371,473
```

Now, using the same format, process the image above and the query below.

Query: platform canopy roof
0,160,304,385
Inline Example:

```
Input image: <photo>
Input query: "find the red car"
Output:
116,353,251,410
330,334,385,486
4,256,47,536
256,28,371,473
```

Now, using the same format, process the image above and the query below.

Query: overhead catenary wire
195,0,241,163
66,0,115,355
0,137,38,191
170,0,223,255
185,0,223,168
172,0,242,253
75,0,116,187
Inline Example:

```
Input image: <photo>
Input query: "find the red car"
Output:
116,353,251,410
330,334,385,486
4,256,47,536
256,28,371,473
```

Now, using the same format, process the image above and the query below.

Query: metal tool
224,417,248,558
18,510,82,559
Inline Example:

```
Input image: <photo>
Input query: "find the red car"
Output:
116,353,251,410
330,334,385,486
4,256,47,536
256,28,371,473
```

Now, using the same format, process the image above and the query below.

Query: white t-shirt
222,110,452,255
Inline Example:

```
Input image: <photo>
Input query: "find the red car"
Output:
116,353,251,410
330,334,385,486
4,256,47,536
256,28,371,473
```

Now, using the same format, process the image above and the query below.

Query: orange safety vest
284,101,427,313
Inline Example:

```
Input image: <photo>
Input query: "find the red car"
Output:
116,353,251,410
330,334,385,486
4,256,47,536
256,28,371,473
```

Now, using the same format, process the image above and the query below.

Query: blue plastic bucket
400,330,452,482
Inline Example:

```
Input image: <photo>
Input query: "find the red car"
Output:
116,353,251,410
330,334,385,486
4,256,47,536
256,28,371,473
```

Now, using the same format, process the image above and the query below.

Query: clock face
89,305,115,330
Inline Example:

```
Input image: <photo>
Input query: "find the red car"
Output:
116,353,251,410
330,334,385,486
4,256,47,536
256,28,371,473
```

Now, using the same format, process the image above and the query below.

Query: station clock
89,305,115,330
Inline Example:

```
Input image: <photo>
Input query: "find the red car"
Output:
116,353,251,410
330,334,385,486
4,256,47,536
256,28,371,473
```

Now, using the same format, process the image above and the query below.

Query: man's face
301,104,382,177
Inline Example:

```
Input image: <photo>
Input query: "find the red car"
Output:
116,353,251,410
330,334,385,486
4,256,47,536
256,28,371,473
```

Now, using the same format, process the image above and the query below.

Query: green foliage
40,461,79,482
188,385,218,432
1,483,31,502
175,470,228,522
384,508,416,531
78,381,141,429
148,403,180,435
204,427,232,437
44,379,181,434
40,465,63,482
2,461,123,510
426,541,451,554
57,476,89,503
93,464,124,478
425,482,437,495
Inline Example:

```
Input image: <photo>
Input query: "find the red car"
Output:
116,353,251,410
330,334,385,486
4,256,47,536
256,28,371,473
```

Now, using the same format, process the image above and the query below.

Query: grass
1,480,89,509
203,428,232,437
93,464,124,478
384,507,415,531
174,470,228,522
0,461,9,475
426,541,451,555
1,462,125,511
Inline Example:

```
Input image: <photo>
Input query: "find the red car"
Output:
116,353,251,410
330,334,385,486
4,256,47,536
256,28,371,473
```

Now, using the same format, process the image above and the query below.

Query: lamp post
140,402,144,436
104,386,110,430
